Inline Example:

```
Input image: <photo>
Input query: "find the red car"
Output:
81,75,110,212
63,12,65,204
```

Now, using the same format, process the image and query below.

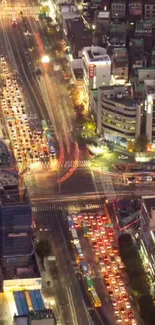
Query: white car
118,155,128,160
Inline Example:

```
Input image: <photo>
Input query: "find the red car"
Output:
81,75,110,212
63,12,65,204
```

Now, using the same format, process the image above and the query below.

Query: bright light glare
41,55,50,63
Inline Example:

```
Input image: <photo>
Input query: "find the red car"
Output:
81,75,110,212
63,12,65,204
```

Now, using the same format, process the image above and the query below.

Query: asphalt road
34,210,91,325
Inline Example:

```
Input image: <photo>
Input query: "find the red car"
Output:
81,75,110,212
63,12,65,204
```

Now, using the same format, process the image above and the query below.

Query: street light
41,55,50,63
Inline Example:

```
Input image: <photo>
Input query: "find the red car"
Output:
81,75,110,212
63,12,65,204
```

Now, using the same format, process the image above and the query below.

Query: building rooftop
136,20,152,33
111,0,125,4
14,310,56,325
30,310,55,325
3,254,40,280
0,170,29,206
143,196,155,218
99,85,127,91
14,316,28,325
113,96,137,108
83,46,110,63
0,140,11,169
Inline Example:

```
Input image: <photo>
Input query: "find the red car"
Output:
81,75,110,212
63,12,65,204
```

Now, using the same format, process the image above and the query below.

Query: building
0,170,40,291
0,140,12,169
111,47,129,83
144,78,155,144
152,48,155,66
0,171,32,264
143,0,155,20
14,310,56,325
111,0,126,19
140,196,155,280
97,85,141,147
128,0,142,21
109,23,127,47
64,18,92,58
129,38,146,72
82,46,111,90
135,20,152,53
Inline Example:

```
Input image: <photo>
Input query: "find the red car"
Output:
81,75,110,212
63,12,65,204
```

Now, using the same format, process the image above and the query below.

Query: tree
40,6,50,16
35,240,51,260
138,294,155,325
135,134,150,152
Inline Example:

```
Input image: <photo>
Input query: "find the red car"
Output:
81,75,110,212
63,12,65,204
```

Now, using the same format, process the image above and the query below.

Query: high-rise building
97,85,141,147
140,196,155,280
82,46,111,91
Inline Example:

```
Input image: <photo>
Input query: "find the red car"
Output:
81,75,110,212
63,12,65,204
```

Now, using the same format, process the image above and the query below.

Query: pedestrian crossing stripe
32,203,104,212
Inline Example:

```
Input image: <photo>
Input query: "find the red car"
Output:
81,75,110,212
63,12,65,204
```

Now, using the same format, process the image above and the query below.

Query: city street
0,4,151,325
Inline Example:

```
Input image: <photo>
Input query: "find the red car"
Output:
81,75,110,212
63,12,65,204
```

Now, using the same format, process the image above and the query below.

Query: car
118,155,128,160
128,311,134,319
125,302,131,309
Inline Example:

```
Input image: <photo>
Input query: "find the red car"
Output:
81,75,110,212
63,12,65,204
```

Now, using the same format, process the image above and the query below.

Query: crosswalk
92,172,116,202
59,160,91,169
0,5,40,16
32,203,104,212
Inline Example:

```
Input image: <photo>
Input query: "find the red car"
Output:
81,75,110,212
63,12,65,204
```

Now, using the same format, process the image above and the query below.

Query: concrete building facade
97,85,141,147
82,46,111,90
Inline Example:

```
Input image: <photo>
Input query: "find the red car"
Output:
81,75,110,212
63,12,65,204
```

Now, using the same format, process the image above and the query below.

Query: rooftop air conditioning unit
116,93,123,99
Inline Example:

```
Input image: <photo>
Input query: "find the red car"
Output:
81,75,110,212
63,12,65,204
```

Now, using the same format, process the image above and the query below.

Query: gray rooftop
143,196,155,217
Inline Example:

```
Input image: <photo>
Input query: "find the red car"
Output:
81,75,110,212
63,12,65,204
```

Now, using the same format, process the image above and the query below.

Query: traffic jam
67,211,137,325
0,55,55,170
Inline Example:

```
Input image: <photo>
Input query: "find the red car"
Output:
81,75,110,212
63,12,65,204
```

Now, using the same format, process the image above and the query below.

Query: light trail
57,143,80,183
34,31,45,56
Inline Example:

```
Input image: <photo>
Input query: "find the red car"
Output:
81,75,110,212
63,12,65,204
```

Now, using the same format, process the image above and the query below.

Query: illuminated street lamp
41,55,50,63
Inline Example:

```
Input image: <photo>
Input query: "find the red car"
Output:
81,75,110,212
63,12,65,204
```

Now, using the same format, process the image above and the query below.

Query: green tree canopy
135,134,150,152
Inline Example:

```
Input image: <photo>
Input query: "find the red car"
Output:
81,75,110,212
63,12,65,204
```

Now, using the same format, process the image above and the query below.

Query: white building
144,80,155,144
140,196,155,281
97,85,141,147
82,46,111,90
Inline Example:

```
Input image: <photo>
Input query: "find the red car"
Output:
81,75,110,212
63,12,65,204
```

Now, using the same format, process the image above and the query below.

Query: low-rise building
135,20,152,53
152,48,155,66
111,0,126,19
143,0,155,21
97,85,141,147
129,38,146,72
128,0,142,21
14,310,56,325
0,171,33,265
109,23,127,47
82,46,111,90
140,196,155,280
112,47,129,84
64,18,92,58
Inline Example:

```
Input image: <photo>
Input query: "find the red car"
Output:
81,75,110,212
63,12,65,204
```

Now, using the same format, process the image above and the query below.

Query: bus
85,274,94,290
82,222,89,237
75,242,83,259
67,216,74,229
70,228,78,241
41,120,48,130
81,261,89,274
89,288,101,308
48,140,56,156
